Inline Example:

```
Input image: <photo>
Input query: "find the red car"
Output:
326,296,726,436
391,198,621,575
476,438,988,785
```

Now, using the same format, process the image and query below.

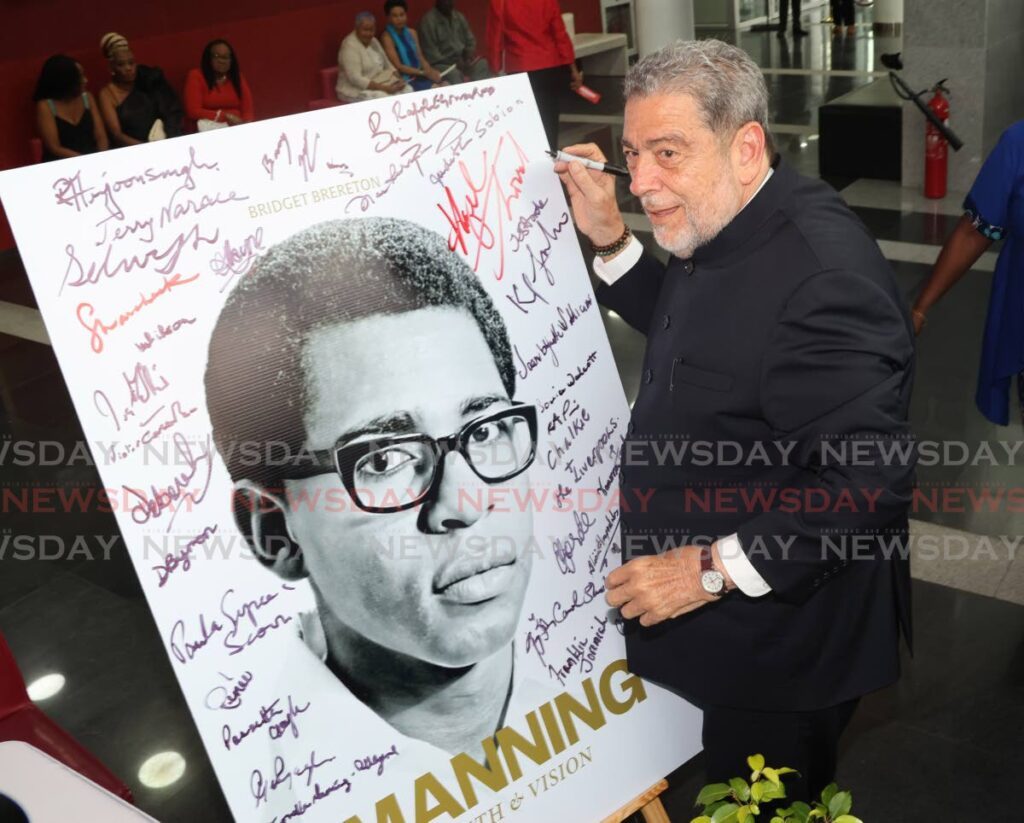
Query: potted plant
690,754,864,823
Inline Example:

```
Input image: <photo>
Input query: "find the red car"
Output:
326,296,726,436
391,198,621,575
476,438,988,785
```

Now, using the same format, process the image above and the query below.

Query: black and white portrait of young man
204,217,545,763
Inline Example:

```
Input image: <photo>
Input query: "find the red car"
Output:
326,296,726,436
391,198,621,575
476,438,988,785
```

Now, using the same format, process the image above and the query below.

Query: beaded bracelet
591,225,632,257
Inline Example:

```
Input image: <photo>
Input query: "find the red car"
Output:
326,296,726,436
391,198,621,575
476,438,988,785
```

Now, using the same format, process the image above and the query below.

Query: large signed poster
0,75,700,822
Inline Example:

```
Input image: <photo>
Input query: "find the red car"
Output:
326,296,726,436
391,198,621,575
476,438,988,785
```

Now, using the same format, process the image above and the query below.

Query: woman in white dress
336,12,412,102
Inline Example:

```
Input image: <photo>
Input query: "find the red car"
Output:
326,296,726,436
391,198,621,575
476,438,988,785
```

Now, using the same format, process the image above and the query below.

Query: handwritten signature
123,432,213,529
204,669,253,711
436,131,529,280
77,271,199,353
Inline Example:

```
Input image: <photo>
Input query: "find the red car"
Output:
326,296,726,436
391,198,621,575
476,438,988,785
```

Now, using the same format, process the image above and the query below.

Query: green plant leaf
711,802,741,823
760,782,787,802
751,781,765,802
770,818,788,823
697,783,734,806
690,817,713,823
828,791,852,819
747,754,766,773
833,816,863,823
775,768,798,777
807,809,825,820
730,778,751,802
820,783,837,808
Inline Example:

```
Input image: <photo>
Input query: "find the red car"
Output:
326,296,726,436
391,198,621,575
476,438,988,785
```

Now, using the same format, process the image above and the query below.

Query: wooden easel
600,779,670,823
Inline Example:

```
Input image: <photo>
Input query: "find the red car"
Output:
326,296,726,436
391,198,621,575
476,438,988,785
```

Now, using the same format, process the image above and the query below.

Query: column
636,0,696,57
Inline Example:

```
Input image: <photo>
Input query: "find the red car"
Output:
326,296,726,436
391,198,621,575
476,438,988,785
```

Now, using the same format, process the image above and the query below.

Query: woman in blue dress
381,0,446,92
912,120,1024,425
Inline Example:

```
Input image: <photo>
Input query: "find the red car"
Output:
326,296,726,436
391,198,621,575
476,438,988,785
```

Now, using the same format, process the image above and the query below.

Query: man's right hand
553,143,626,247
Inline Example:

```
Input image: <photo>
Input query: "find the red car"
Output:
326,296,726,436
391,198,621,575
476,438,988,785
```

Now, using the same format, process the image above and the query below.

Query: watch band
700,544,715,573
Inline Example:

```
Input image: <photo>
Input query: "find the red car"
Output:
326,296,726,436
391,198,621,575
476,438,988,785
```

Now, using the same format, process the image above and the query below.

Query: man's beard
643,174,741,260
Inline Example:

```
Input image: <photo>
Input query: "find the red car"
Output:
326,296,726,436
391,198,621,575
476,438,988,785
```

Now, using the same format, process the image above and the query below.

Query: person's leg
439,65,466,84
528,65,568,149
467,58,491,82
778,0,789,34
701,699,860,807
792,0,808,35
841,0,856,29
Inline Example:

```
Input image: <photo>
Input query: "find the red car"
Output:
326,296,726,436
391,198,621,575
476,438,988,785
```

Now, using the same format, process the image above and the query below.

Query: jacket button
683,261,694,275
627,420,636,435
643,368,653,384
662,314,671,329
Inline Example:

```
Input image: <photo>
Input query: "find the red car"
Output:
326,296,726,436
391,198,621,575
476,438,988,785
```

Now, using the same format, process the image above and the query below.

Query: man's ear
232,479,308,581
732,121,767,185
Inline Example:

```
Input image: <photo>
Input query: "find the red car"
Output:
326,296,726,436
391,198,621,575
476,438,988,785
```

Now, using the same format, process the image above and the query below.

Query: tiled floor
2,6,1021,822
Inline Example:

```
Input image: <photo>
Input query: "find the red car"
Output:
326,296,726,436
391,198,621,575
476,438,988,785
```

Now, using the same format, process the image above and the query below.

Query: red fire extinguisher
924,81,951,199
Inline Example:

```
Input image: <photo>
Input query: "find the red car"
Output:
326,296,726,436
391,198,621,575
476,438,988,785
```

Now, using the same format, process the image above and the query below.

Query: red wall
0,0,602,250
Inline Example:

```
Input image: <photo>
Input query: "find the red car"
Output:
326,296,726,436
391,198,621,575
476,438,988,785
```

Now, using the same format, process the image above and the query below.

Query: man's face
623,93,743,259
283,306,533,668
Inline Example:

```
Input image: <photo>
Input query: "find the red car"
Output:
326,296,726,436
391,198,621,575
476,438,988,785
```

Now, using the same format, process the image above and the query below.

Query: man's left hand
605,545,718,627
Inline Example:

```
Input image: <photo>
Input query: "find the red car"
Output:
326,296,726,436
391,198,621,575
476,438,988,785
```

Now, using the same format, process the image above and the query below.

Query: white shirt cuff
592,236,643,285
717,533,771,597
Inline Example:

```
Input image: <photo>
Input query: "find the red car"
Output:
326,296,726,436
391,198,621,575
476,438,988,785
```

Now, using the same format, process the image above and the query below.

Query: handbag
147,118,167,141
196,118,229,132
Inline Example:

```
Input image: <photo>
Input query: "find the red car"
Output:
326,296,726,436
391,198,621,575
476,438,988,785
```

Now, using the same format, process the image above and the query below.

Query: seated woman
336,11,412,102
97,32,184,146
184,39,254,129
33,54,108,161
380,0,446,92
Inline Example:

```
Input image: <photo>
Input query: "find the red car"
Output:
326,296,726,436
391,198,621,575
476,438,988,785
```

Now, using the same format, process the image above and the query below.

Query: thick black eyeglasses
296,403,538,513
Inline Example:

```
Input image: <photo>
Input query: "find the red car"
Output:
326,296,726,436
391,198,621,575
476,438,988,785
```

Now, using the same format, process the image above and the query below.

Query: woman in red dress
486,0,583,148
184,39,254,129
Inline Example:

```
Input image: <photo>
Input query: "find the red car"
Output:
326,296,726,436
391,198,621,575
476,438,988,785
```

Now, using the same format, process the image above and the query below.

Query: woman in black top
97,32,184,146
33,55,108,161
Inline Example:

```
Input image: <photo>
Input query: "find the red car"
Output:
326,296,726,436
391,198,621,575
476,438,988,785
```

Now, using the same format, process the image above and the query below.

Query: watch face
701,569,725,595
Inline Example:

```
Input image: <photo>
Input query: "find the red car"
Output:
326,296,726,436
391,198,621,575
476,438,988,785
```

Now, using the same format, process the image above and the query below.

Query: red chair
0,631,133,802
29,138,43,164
308,67,345,110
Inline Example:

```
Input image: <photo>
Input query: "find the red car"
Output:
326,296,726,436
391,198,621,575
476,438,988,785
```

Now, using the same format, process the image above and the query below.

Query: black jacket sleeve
736,268,916,603
594,251,667,336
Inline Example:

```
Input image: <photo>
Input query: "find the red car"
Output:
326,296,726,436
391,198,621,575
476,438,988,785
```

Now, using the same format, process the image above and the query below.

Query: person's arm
183,69,221,122
381,31,418,78
88,93,109,150
735,269,916,604
485,0,503,73
549,0,576,66
411,30,442,83
340,39,372,91
459,12,477,63
239,76,254,123
911,215,993,333
36,100,78,159
97,86,140,147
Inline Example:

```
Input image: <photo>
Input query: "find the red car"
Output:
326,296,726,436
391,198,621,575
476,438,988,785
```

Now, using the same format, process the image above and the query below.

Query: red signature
436,132,529,280
77,272,200,354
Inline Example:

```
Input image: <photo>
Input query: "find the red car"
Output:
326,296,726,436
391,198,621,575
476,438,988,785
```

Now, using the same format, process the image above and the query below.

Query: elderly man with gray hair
556,40,915,804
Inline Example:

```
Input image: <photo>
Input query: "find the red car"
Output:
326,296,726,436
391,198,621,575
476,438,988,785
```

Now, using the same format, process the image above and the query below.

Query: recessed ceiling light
26,673,65,702
138,752,187,789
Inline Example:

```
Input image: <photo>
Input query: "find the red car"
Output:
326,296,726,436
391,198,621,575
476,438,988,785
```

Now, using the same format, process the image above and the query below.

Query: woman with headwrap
97,32,184,146
380,0,446,93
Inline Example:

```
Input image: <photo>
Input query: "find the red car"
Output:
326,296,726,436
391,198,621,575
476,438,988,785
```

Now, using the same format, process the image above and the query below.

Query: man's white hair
624,39,774,154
